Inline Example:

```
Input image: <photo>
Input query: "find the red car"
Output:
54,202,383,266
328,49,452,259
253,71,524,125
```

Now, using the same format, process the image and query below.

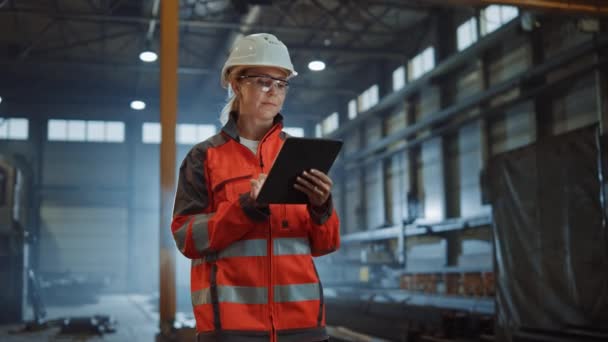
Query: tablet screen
257,137,343,204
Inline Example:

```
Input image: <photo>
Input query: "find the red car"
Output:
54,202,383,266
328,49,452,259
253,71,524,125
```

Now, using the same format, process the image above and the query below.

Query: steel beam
0,59,212,75
342,48,608,167
422,0,608,15
327,20,520,139
0,8,405,38
159,0,178,336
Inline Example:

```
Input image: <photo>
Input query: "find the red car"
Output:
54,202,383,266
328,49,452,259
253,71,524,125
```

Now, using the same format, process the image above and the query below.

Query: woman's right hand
249,173,267,201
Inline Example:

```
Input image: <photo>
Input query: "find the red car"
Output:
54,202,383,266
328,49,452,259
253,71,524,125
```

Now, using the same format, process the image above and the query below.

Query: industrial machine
0,154,33,324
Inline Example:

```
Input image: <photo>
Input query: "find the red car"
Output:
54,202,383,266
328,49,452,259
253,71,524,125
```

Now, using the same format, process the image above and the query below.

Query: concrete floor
0,294,162,341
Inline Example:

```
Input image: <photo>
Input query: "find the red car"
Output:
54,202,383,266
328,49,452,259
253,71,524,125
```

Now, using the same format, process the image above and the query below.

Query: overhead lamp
139,50,158,63
130,100,146,110
0,96,2,104
308,60,326,72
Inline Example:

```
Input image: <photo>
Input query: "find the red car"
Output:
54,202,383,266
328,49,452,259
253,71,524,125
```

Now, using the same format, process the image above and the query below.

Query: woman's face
233,66,289,121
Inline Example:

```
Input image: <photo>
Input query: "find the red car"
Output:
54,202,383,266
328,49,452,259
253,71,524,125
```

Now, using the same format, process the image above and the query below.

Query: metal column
159,0,178,337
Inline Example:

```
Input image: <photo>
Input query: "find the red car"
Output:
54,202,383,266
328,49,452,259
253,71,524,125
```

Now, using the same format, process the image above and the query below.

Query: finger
310,169,333,187
296,175,318,192
257,174,267,188
296,177,327,200
301,172,331,193
303,170,331,189
294,182,316,198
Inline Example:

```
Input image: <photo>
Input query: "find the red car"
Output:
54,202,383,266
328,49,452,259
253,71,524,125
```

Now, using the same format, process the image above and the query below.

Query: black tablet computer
257,137,343,204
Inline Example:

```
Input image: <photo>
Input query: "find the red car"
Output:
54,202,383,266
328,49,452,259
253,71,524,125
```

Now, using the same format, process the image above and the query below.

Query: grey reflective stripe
220,286,267,304
173,217,192,252
273,237,310,256
191,213,211,253
192,286,267,305
192,288,211,306
192,258,204,267
273,283,320,302
220,239,267,258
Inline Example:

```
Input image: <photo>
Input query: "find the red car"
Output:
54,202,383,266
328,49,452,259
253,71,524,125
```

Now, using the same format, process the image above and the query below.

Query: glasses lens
245,76,288,94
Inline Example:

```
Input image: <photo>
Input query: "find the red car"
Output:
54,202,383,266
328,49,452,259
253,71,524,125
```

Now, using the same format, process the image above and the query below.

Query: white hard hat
221,33,298,87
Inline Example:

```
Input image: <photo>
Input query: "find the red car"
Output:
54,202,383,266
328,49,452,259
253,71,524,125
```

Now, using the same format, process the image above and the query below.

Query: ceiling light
139,51,158,63
131,100,146,110
308,60,325,72
0,96,2,104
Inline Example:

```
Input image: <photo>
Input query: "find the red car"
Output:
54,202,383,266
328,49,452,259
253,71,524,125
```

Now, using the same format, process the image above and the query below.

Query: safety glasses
239,75,290,94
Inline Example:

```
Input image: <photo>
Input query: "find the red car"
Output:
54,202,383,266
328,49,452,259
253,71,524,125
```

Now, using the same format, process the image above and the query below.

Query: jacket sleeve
307,197,340,257
171,144,269,259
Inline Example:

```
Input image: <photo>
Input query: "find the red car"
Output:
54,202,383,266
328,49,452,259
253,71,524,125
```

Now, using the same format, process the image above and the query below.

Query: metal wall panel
543,20,591,59
488,42,531,86
455,67,483,102
343,128,361,157
132,143,160,293
386,152,409,225
363,120,384,230
422,137,445,221
39,205,128,292
406,236,447,271
444,133,460,218
43,143,128,187
459,121,489,217
490,102,536,155
551,75,597,135
458,229,493,269
384,106,409,224
344,167,363,233
365,120,383,146
364,162,384,229
418,86,441,122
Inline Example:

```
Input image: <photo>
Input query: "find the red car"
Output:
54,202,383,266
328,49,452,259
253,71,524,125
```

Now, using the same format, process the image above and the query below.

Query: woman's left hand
294,169,333,207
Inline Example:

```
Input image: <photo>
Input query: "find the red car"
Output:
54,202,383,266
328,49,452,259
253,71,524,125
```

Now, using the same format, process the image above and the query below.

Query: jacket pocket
213,174,252,203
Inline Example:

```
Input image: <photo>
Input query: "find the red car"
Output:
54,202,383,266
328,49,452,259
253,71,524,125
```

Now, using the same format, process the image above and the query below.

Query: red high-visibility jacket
171,113,340,342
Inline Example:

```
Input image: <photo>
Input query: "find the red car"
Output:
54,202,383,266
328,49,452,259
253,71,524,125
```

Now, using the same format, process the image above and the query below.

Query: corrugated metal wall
364,120,384,229
40,142,129,292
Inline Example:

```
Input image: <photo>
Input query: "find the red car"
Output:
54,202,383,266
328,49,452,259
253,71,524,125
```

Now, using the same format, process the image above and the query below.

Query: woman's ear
230,81,240,97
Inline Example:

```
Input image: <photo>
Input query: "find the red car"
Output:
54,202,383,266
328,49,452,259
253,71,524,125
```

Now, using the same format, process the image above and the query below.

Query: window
142,123,217,145
177,124,216,145
87,121,105,142
348,99,357,120
457,17,478,51
48,120,67,141
357,84,379,113
67,120,86,141
482,5,518,35
315,124,322,138
283,127,305,137
106,122,125,142
0,118,29,140
177,124,198,145
198,125,216,141
48,119,125,143
319,112,339,136
408,47,435,81
392,66,406,91
142,123,161,144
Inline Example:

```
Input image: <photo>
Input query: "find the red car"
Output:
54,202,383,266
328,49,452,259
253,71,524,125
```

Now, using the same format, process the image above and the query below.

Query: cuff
239,193,270,222
307,196,333,225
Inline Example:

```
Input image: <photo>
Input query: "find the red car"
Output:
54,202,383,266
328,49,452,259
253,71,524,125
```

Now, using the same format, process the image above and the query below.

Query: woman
171,33,340,342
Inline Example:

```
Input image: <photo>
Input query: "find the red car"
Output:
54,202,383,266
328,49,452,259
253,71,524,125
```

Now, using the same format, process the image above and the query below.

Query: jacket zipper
254,128,276,341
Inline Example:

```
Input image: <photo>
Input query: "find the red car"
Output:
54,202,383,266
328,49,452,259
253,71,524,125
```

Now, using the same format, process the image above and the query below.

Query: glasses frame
238,74,290,94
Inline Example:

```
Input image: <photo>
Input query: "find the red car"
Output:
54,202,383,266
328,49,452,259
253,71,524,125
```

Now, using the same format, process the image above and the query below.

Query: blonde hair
219,66,247,125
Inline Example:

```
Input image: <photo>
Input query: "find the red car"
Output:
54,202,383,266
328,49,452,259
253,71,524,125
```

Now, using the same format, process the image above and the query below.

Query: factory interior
1,0,608,341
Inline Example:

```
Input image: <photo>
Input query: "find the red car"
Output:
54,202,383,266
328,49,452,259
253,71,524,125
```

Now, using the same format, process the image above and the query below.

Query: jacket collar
222,111,284,141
